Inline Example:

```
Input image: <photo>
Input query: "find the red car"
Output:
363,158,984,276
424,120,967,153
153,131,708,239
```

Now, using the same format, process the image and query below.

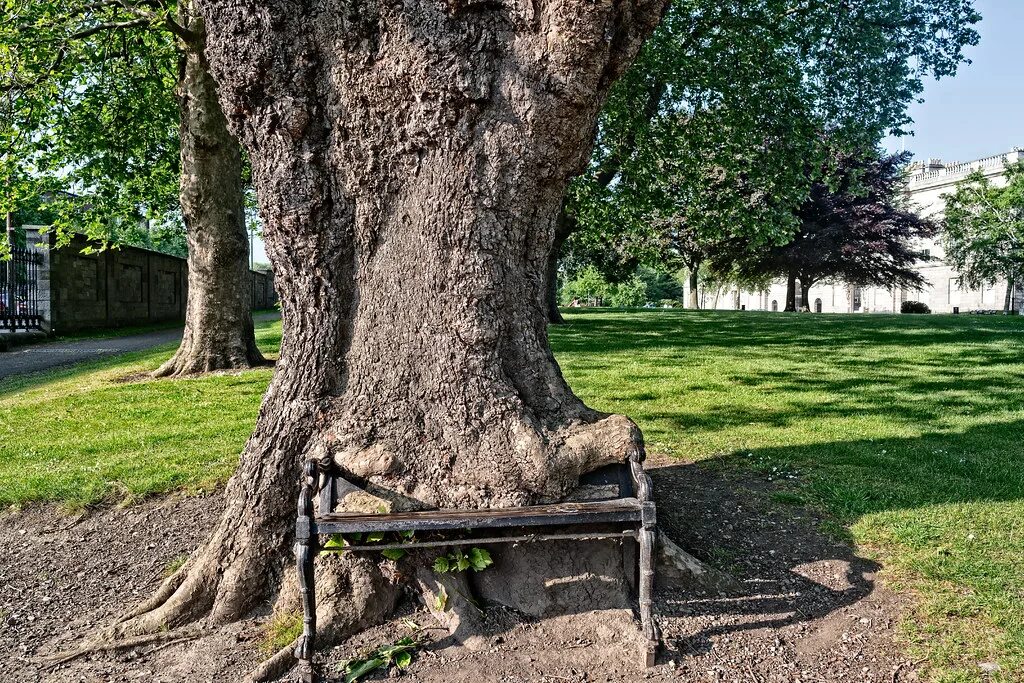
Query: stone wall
26,228,276,333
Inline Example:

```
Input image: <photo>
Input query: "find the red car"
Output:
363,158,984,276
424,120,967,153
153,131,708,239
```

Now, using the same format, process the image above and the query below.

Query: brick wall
26,228,276,333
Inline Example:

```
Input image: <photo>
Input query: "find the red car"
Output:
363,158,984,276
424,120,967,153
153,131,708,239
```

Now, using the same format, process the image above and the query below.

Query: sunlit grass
0,319,281,509
553,310,1024,682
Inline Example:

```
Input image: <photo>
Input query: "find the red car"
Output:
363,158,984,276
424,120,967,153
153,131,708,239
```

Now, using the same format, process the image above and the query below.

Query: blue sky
884,0,1024,162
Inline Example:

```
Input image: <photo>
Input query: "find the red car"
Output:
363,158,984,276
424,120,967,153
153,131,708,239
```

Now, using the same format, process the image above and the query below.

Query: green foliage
0,0,184,254
559,266,610,305
259,610,304,655
902,301,932,314
433,547,493,574
943,160,1024,310
162,554,189,578
608,275,647,308
324,530,412,560
338,634,421,682
561,265,685,308
566,0,981,282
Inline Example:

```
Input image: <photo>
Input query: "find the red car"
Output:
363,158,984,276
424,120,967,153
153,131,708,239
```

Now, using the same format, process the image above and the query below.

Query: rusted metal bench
294,449,659,682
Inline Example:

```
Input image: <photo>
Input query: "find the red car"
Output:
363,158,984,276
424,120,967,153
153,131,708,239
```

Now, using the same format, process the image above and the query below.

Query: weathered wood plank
316,498,643,534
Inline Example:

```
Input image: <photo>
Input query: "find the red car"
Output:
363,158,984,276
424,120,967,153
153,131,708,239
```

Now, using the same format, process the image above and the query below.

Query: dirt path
0,312,280,381
0,458,916,682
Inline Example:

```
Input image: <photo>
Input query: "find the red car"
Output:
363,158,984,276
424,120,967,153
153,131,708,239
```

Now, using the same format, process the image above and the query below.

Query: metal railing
1,246,44,331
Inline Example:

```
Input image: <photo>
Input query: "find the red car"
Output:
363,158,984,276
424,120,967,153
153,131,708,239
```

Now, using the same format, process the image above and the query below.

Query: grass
0,318,280,509
1,309,1022,680
551,310,1024,682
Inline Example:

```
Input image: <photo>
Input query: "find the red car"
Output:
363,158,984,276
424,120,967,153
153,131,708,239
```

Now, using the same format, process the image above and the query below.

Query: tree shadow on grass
647,417,1024,665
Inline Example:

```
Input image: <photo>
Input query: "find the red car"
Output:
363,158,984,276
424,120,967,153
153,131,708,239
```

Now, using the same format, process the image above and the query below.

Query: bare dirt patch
1,458,917,682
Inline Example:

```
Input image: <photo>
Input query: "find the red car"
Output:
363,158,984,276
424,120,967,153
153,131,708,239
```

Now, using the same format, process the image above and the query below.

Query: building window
771,300,778,312
814,298,823,313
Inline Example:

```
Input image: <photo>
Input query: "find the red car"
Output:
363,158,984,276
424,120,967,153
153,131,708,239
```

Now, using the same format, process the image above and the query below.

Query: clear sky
251,1,1022,266
885,0,1024,163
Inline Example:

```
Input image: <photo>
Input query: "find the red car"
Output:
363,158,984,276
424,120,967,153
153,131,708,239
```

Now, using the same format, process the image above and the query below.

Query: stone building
692,148,1024,314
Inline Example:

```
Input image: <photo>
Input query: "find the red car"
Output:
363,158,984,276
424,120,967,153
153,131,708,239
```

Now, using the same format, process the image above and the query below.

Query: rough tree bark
785,271,797,312
154,15,264,378
1005,277,1016,314
687,266,700,309
111,0,669,677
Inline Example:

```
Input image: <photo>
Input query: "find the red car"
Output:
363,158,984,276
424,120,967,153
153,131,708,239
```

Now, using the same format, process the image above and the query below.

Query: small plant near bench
337,633,422,683
432,547,493,574
260,611,304,655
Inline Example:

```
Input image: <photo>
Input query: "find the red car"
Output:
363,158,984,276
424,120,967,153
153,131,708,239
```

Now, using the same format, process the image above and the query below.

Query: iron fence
1,246,44,331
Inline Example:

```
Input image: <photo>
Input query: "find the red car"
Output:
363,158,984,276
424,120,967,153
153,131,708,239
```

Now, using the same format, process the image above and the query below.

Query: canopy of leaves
565,0,981,280
1,0,184,252
720,149,938,290
943,160,1024,290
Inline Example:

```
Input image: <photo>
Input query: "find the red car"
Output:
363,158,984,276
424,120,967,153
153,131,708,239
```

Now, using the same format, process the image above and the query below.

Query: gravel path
0,312,279,381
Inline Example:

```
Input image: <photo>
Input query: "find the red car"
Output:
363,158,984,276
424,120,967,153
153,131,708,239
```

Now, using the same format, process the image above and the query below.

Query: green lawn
0,320,280,507
1,310,1022,681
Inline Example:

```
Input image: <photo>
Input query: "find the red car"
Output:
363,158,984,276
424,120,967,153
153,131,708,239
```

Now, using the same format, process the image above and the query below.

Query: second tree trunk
155,33,264,378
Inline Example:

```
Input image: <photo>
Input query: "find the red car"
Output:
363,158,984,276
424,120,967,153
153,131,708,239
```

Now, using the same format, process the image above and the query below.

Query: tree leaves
340,635,421,681
566,0,981,284
433,547,493,575
943,160,1024,301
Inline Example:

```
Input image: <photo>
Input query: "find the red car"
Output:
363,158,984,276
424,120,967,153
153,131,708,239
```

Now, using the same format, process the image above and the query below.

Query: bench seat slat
315,497,643,534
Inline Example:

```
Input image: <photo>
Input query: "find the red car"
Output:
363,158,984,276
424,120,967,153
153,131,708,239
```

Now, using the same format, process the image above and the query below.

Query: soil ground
1,457,917,682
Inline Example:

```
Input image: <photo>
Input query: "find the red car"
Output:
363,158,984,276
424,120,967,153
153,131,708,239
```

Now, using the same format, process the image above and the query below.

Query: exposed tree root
152,347,268,378
34,626,206,670
657,532,743,595
246,641,299,683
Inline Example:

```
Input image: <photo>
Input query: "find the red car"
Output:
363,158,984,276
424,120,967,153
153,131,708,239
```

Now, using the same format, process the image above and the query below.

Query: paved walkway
0,312,279,381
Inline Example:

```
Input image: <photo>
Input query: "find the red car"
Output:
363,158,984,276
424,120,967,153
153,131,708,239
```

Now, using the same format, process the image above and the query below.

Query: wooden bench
294,450,659,682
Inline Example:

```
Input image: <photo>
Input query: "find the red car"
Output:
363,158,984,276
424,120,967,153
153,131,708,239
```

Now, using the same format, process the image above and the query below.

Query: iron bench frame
294,449,659,682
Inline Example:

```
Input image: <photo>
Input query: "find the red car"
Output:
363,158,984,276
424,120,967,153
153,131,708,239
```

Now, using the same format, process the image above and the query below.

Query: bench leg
638,526,658,667
295,536,317,683
295,460,318,682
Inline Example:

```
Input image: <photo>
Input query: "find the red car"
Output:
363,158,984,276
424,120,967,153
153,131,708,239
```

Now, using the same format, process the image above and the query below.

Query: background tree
721,150,937,311
554,0,981,319
0,0,263,375
72,1,979,680
943,160,1024,313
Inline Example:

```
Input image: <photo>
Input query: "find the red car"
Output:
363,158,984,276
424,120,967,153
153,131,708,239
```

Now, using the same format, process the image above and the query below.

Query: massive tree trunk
785,271,797,312
114,0,668,676
154,20,264,378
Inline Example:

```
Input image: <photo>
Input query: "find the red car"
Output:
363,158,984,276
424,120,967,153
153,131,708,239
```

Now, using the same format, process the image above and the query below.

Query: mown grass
1,309,1022,681
0,319,280,509
552,310,1024,683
